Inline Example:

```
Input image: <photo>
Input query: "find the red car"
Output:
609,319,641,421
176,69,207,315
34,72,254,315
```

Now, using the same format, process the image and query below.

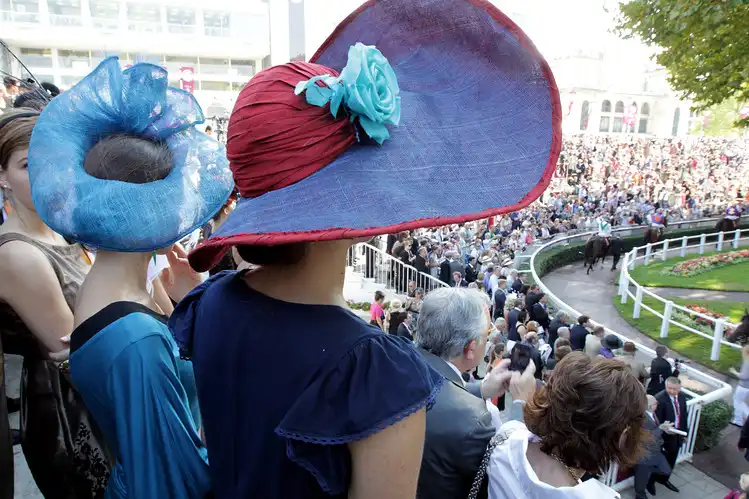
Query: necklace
550,453,583,483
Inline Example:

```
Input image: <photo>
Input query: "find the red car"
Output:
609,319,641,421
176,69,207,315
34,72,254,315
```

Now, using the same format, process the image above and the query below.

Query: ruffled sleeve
275,333,443,495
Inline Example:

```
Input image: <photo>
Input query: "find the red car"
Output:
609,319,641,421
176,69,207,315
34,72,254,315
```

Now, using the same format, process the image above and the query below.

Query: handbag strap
467,430,512,499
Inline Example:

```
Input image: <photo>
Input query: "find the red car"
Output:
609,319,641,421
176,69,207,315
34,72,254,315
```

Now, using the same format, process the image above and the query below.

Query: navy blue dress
171,271,443,498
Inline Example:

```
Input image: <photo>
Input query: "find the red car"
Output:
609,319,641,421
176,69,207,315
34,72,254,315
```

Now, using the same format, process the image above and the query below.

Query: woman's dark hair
0,109,39,170
374,290,385,302
577,315,590,325
84,134,173,184
524,353,647,472
236,243,309,266
554,344,572,361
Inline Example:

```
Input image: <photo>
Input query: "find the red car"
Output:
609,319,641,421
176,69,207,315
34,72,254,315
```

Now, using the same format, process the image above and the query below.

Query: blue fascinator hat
27,58,234,252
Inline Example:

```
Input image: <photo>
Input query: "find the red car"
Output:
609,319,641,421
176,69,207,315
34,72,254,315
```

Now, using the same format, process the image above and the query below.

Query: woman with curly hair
484,352,647,498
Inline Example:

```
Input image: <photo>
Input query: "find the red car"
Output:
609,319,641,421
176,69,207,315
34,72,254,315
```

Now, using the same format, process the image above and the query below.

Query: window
601,100,611,113
671,108,681,136
204,10,230,36
231,82,245,91
199,57,229,75
48,0,81,24
638,118,648,134
5,0,40,22
612,116,623,133
614,101,624,113
165,55,197,75
58,49,90,69
89,0,117,18
230,59,255,78
166,6,195,33
641,103,650,116
579,101,590,131
200,81,231,91
599,116,610,133
132,53,163,65
91,50,124,66
19,47,53,68
127,2,161,32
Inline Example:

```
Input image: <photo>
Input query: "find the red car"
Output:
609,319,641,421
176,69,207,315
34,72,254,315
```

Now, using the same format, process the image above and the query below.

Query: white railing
618,227,749,361
347,243,449,295
529,219,733,490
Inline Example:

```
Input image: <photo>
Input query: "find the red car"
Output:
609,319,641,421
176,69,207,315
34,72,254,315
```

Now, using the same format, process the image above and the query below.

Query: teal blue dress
69,302,211,498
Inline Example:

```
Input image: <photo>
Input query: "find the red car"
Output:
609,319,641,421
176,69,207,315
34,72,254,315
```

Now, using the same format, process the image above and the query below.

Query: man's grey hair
416,287,488,360
557,326,570,340
555,310,568,321
646,395,657,411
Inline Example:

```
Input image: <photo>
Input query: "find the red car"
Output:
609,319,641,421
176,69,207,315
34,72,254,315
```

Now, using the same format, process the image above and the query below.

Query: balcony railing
127,20,162,33
91,16,120,32
167,23,195,35
49,13,82,26
0,10,40,23
204,26,230,37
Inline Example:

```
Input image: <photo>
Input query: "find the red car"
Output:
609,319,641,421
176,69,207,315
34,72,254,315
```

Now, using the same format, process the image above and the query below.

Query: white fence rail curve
528,218,733,491
618,228,749,361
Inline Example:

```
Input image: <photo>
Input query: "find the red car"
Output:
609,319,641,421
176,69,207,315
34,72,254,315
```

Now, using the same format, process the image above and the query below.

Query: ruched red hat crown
227,62,357,199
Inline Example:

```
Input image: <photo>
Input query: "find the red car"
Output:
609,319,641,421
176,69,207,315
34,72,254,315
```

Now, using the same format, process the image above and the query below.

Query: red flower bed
666,249,749,277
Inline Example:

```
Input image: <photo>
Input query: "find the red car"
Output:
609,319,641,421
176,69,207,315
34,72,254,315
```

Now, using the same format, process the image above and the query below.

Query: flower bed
663,249,749,277
671,303,736,337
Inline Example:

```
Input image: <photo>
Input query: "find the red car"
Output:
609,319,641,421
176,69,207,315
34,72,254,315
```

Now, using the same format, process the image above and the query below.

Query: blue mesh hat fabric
27,58,234,252
189,0,561,271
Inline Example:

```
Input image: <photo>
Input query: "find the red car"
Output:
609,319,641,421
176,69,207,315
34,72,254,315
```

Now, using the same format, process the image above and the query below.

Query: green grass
627,248,749,292
613,295,742,375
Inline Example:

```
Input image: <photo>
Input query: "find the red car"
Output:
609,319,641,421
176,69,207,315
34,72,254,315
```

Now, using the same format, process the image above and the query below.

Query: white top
488,421,620,499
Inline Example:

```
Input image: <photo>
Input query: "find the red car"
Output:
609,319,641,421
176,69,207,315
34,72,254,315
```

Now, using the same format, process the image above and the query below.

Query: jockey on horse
716,204,742,232
596,214,613,248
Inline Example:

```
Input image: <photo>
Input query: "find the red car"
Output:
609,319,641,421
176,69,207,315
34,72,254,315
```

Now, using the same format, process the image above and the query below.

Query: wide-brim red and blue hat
189,0,561,272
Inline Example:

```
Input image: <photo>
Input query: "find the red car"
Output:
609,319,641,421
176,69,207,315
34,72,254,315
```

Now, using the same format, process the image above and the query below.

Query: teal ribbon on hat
294,43,401,145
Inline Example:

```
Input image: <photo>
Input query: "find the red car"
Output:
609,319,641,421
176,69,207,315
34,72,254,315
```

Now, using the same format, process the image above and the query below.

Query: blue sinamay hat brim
190,0,561,271
28,58,234,252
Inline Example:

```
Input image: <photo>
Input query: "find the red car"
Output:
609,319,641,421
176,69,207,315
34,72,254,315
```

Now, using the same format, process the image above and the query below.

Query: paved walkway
645,286,749,304
544,264,746,491
619,463,730,499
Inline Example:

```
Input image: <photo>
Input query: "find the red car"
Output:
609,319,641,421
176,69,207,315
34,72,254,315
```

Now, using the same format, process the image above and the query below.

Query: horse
583,236,624,274
716,217,739,233
643,226,664,245
726,310,749,346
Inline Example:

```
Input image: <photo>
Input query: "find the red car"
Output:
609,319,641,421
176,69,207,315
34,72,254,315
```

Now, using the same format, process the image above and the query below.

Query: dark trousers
633,465,669,499
662,435,681,470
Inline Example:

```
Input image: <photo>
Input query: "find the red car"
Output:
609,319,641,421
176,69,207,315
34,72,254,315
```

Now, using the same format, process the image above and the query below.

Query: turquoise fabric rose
294,43,401,145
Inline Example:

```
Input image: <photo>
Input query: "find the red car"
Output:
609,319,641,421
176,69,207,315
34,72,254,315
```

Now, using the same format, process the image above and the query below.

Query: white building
2,0,699,135
0,0,309,114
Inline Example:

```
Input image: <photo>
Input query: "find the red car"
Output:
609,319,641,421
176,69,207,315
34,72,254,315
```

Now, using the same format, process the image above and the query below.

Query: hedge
694,399,733,452
533,222,749,278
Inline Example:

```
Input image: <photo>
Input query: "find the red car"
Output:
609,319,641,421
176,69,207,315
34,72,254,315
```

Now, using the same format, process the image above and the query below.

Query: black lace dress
0,233,112,498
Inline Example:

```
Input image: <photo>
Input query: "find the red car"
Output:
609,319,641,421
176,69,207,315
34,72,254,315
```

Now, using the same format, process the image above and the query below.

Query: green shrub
533,223,749,278
694,399,733,452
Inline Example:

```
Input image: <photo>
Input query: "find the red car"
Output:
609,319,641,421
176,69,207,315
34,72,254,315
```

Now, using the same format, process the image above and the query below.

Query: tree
692,99,743,137
617,0,749,128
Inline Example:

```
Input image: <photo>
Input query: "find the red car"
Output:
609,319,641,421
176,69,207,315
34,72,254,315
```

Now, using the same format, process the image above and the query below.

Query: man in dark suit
493,280,507,320
506,298,523,342
414,287,517,499
547,311,570,353
570,315,591,351
439,255,452,285
464,256,478,283
633,395,672,499
654,377,687,493
395,312,414,341
647,345,680,396
452,271,469,288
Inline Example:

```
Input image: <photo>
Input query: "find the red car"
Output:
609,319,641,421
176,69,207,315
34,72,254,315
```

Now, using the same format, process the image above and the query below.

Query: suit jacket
453,279,469,288
416,349,494,499
530,302,550,330
655,391,688,442
439,260,452,285
570,324,589,351
493,291,507,320
647,357,679,395
465,264,478,283
396,322,414,342
511,278,524,293
636,413,671,475
507,308,522,342
547,319,569,351
413,255,428,275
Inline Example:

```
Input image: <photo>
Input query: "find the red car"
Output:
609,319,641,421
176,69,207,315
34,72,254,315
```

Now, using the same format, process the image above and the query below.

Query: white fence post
734,229,741,249
717,231,724,252
680,236,687,257
660,301,672,338
661,240,669,261
711,319,725,361
644,244,652,265
619,265,628,302
629,249,636,270
699,234,706,254
633,286,643,319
